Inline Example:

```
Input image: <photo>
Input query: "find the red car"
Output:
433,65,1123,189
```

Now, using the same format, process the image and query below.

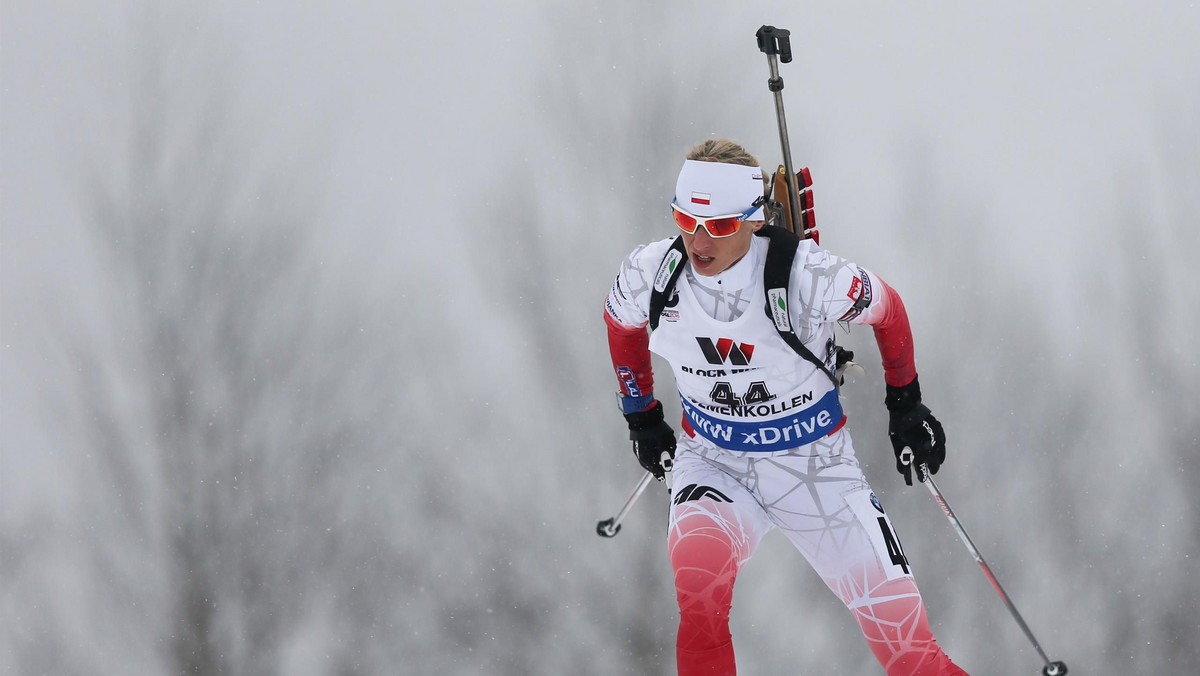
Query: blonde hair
686,139,760,167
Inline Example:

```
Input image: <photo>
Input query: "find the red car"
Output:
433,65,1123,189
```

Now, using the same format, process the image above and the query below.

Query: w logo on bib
696,337,754,366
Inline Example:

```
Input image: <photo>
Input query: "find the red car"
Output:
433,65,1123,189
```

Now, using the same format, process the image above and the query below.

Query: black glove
624,400,676,481
885,376,946,486
834,347,855,385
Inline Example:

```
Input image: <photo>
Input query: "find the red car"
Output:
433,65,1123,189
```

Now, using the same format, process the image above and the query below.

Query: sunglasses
671,199,762,238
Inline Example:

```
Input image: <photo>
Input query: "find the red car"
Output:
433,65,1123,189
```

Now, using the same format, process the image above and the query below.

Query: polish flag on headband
675,160,765,220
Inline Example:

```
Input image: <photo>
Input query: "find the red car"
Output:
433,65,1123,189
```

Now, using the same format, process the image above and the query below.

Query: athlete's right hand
624,400,676,481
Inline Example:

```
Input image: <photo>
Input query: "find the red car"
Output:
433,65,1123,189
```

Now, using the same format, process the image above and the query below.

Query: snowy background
3,2,1198,674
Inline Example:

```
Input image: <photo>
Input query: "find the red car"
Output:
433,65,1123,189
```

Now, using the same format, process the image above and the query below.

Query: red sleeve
604,310,655,407
870,279,918,387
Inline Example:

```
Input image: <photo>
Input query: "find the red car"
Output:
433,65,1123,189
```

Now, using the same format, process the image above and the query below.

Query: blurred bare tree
1094,92,1200,671
449,4,704,673
875,100,1200,674
3,12,436,675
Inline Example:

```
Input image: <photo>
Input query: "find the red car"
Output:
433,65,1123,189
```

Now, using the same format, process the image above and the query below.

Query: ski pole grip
898,448,931,482
756,25,793,63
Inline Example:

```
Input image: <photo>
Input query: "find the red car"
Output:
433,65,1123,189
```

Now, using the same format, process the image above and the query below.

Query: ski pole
755,25,803,234
596,454,673,538
596,472,653,538
901,450,1069,676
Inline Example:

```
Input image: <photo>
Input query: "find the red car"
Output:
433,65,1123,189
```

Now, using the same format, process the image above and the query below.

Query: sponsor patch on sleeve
616,366,642,397
604,278,627,322
605,294,622,322
838,267,873,322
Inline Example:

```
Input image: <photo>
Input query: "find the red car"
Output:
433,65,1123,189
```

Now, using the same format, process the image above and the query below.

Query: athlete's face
680,219,765,276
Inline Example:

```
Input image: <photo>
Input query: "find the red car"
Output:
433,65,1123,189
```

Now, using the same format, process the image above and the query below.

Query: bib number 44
709,380,774,408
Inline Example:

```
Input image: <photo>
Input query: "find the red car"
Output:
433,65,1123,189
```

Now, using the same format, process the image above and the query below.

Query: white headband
674,159,766,220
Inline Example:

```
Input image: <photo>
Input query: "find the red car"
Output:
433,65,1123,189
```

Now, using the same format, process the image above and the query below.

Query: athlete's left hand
885,376,947,486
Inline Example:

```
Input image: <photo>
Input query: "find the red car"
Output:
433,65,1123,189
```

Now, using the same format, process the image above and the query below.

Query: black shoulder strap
759,226,840,386
648,236,688,331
